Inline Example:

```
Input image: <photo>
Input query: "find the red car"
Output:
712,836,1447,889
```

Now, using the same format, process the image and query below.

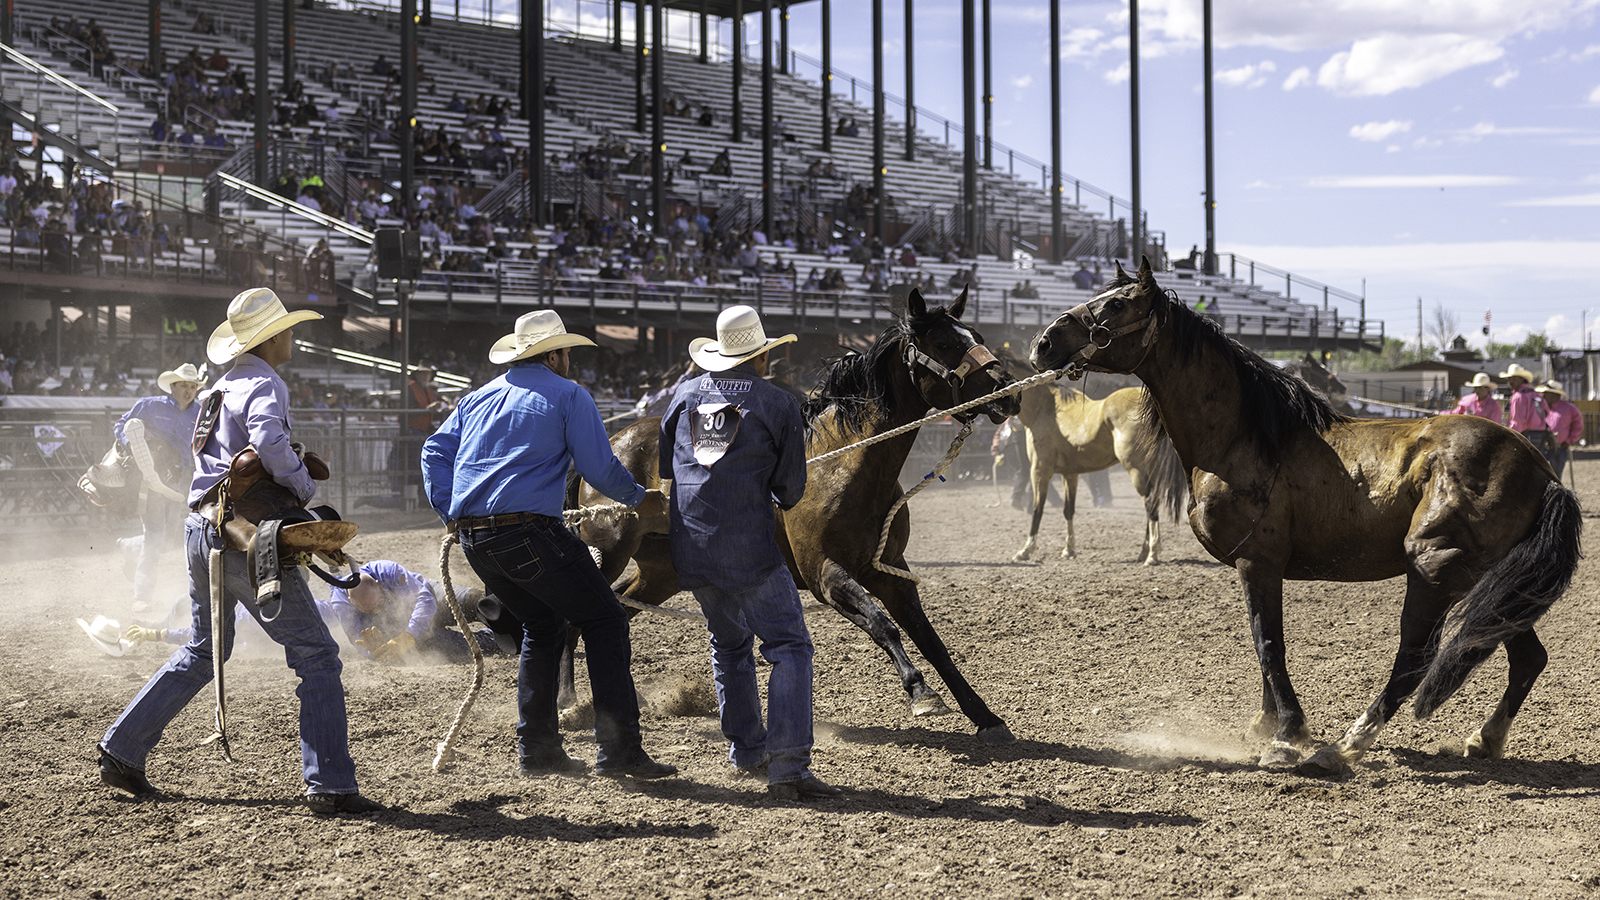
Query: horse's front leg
1060,474,1079,558
1012,465,1051,562
816,560,951,719
1139,489,1162,566
1238,558,1312,766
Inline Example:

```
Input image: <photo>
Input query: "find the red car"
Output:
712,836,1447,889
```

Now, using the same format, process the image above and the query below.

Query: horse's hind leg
1012,468,1051,562
1059,475,1079,558
1466,628,1546,759
817,560,951,719
1138,484,1162,566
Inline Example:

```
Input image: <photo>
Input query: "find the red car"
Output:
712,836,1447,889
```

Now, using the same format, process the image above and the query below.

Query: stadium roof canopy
657,0,819,18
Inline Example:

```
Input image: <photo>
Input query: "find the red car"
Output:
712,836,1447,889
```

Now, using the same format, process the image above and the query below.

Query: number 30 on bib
691,402,742,466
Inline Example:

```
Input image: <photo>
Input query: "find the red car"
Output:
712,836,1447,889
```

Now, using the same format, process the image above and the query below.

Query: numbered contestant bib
691,402,742,466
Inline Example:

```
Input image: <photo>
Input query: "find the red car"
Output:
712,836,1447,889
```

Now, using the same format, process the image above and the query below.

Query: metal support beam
762,0,774,238
254,0,269,189
1049,0,1060,265
653,0,665,234
820,0,830,152
282,0,295,93
700,0,709,63
1129,0,1141,264
872,0,884,243
961,0,976,251
148,0,161,75
903,0,913,162
732,1,743,142
1202,0,1216,275
522,0,544,226
981,0,990,169
613,0,623,51
780,2,789,74
634,0,645,133
401,0,417,219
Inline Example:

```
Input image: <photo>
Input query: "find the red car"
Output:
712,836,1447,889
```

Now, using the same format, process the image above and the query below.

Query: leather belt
455,511,556,533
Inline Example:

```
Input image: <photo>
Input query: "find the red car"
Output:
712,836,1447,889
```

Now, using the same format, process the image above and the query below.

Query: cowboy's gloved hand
355,626,385,656
124,624,165,645
372,631,416,664
290,441,307,460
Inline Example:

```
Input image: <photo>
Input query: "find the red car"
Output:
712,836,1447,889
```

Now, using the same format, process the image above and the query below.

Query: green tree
1485,332,1558,359
1329,337,1436,372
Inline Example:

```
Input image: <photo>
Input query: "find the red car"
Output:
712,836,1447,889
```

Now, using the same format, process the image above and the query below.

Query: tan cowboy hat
77,615,129,657
689,305,797,373
1466,372,1496,389
157,362,205,393
1538,380,1567,398
488,309,596,364
1497,363,1537,383
207,288,323,365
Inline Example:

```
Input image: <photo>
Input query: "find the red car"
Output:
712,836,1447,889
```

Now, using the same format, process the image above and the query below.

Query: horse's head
892,285,1020,423
1030,257,1166,378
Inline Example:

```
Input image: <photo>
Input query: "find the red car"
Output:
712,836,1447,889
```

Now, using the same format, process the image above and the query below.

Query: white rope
431,532,485,772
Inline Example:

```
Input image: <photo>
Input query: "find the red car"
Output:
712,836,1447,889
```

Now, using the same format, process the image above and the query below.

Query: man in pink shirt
1539,380,1583,480
1499,364,1552,459
1447,372,1502,423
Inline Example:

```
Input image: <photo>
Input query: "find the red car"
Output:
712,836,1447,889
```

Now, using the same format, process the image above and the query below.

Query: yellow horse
1010,376,1186,565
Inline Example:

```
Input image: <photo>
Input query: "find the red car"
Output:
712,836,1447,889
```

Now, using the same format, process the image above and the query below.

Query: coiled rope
431,531,485,772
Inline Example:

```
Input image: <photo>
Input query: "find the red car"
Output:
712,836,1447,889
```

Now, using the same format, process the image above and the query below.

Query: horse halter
904,339,1000,388
1053,300,1160,372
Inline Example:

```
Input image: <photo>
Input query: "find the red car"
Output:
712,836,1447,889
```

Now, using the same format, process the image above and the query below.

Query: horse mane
1137,277,1349,459
801,314,927,438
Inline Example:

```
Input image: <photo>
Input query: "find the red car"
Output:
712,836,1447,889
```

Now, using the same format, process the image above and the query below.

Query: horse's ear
947,285,968,320
1112,260,1130,284
1137,256,1159,290
907,286,928,318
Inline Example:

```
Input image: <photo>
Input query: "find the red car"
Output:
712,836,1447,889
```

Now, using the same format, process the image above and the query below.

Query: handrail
1221,252,1364,309
292,339,472,391
215,171,376,245
0,42,119,112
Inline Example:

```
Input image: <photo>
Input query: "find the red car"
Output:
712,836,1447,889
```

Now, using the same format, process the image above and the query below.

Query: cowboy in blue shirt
422,309,674,780
115,363,204,614
660,305,842,801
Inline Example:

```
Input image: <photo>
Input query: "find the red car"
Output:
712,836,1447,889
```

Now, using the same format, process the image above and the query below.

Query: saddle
199,446,361,605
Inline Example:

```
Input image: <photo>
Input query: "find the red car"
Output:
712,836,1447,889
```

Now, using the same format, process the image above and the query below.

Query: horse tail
1413,480,1582,719
563,463,582,511
1147,434,1188,523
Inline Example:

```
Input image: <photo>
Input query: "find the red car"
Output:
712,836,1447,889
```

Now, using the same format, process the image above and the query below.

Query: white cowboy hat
1538,380,1567,398
157,362,205,393
488,309,596,364
207,288,323,365
77,615,129,657
688,305,797,373
1466,372,1497,389
1497,363,1537,383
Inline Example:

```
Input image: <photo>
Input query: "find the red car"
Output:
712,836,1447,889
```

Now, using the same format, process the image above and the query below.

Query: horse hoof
978,724,1016,745
1245,711,1277,741
911,694,953,717
1012,549,1033,563
1258,741,1301,768
1295,745,1351,778
1464,731,1504,760
1059,548,1077,559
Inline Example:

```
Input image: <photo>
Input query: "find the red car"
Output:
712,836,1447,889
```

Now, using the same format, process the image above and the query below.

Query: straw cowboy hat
207,288,323,365
1497,363,1537,383
1466,372,1496,389
488,309,596,364
689,305,796,373
1539,380,1567,398
77,615,130,657
157,362,205,394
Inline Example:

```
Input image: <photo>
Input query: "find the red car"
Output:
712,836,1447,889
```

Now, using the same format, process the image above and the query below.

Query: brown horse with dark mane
576,286,1022,743
1030,260,1581,775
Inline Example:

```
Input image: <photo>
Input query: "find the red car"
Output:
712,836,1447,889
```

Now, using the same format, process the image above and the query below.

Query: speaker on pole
375,228,421,281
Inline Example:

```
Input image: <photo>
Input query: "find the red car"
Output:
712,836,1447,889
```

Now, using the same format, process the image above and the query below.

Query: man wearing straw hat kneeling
97,288,383,815
660,305,842,801
422,310,675,780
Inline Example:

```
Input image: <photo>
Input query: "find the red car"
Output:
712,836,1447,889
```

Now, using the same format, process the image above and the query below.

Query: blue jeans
101,514,359,795
133,491,183,606
691,566,816,784
459,515,645,768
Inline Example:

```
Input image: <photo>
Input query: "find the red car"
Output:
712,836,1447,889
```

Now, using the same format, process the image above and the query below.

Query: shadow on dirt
1383,748,1600,792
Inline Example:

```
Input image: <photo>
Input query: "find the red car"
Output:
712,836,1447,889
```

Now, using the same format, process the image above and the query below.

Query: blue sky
539,1,1600,349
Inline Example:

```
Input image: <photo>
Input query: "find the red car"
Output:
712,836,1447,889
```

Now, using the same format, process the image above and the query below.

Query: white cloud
1062,27,1106,60
1011,75,1033,89
1491,68,1519,88
1318,34,1504,96
1505,193,1600,207
1386,144,1403,153
1282,66,1312,90
1216,60,1278,88
1244,179,1272,189
1104,61,1130,84
1576,44,1600,60
1590,84,1600,104
1309,175,1523,188
1349,120,1412,142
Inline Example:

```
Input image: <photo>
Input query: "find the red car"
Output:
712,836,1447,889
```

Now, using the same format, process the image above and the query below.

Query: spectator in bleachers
191,11,217,34
709,148,733,177
204,48,229,71
372,56,393,77
295,185,323,214
898,245,918,267
202,125,228,150
698,105,716,128
836,115,860,138
1071,261,1094,290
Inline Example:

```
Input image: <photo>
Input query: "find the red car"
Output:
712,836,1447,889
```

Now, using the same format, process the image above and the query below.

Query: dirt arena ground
6,458,1600,899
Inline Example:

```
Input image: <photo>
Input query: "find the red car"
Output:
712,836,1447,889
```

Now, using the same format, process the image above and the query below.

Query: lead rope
867,421,974,583
431,531,484,772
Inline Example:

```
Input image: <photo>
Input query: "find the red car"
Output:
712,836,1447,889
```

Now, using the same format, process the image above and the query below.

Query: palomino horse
576,286,1022,743
1030,260,1581,775
1002,361,1186,563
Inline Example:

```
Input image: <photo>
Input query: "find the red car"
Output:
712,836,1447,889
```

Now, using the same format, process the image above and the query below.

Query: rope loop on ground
431,531,485,772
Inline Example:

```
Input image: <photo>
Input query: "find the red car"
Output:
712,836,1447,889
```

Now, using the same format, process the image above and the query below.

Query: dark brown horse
1030,260,1581,774
576,287,1022,743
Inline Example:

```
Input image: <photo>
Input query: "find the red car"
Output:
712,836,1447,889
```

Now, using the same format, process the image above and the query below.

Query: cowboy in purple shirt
660,305,842,801
98,288,383,815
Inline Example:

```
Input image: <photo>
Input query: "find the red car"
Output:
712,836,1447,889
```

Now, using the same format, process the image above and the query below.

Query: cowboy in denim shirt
660,305,842,801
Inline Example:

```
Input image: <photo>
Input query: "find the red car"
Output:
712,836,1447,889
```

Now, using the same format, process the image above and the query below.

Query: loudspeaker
374,228,422,281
